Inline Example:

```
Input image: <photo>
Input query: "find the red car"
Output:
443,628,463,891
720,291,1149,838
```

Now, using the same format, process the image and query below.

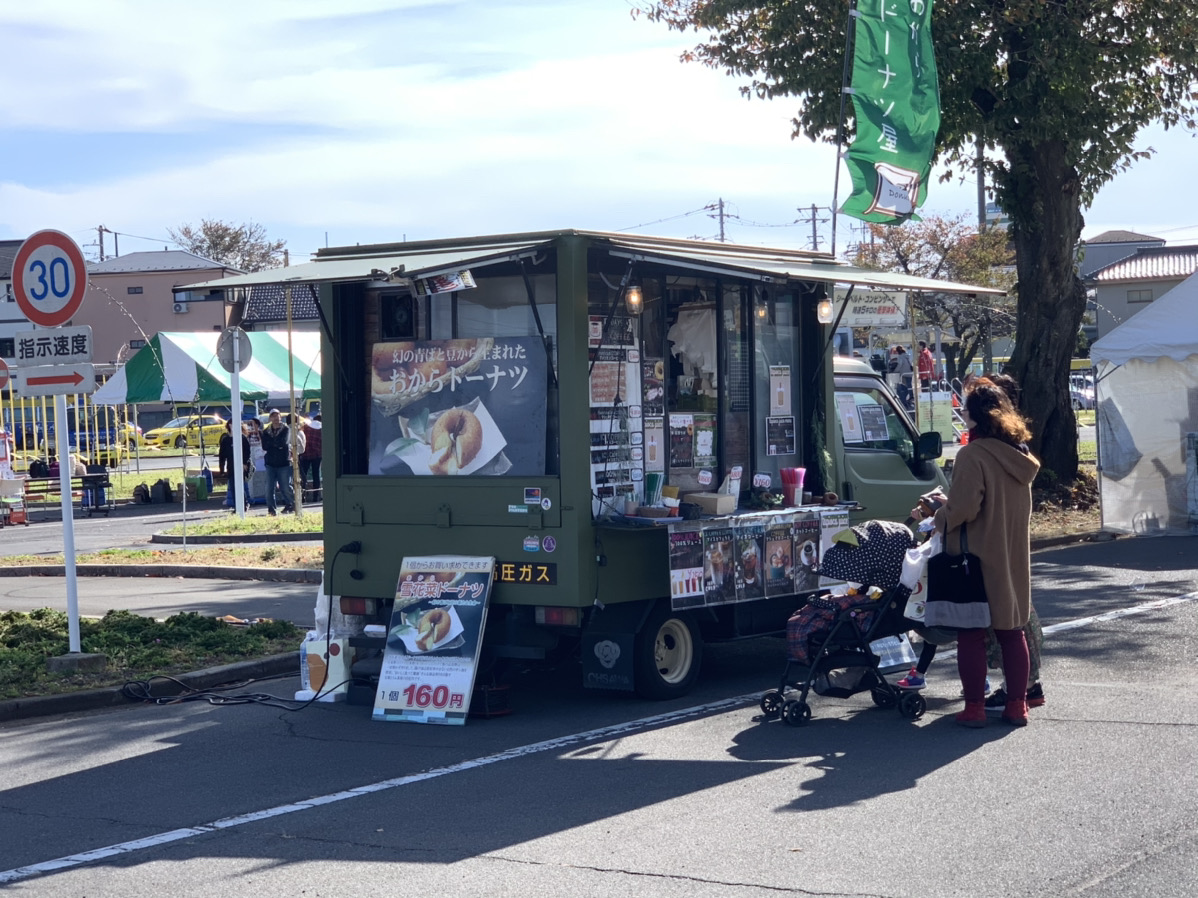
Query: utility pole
796,204,831,252
717,198,726,242
977,136,994,375
97,225,105,262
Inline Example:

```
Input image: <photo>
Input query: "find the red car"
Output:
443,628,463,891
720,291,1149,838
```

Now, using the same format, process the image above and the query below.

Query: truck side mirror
915,431,943,462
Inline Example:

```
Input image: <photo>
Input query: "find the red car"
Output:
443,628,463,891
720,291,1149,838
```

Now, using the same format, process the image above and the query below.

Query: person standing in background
299,414,323,502
0,425,14,479
918,341,935,390
260,409,295,516
893,345,914,407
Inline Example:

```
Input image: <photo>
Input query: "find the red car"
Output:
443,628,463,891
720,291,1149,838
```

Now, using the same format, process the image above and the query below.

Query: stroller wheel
899,691,927,720
782,699,812,727
871,686,898,709
760,690,785,720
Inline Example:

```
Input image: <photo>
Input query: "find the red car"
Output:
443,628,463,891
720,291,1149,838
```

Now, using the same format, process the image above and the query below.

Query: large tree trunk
1003,139,1086,483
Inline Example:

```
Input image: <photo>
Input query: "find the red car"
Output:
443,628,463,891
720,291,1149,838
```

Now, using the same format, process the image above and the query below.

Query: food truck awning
174,238,557,293
601,235,1007,296
174,230,1004,296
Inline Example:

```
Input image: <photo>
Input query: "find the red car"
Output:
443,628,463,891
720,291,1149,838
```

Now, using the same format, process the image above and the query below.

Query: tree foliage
852,215,1016,379
637,0,1198,481
167,219,287,273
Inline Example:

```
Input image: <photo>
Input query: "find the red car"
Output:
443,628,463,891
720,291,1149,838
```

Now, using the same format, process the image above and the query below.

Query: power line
616,205,716,233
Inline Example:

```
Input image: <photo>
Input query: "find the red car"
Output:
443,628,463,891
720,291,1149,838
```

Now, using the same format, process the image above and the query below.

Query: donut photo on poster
369,336,547,476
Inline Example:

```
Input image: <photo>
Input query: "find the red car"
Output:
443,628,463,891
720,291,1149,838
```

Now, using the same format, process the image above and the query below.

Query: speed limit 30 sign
13,229,89,328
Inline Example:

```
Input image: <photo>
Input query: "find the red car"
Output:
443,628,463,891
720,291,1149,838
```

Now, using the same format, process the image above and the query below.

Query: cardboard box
685,491,737,515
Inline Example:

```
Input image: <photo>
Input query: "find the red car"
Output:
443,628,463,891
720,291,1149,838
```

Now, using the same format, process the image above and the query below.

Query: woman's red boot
955,701,988,728
1002,698,1029,727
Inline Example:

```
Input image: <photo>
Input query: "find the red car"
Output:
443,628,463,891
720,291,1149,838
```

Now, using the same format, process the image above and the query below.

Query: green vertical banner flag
841,0,940,224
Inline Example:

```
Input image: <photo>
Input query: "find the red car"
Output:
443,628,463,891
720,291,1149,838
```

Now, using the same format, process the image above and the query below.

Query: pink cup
782,484,798,506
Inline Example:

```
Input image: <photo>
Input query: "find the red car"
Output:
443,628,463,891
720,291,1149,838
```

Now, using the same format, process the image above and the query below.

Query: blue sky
2,0,1195,263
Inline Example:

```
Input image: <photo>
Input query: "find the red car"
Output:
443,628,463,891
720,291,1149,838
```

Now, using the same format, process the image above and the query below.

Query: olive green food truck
203,230,997,700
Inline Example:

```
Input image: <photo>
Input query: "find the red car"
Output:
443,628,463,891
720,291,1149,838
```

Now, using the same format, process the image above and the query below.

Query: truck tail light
340,596,377,616
535,606,581,627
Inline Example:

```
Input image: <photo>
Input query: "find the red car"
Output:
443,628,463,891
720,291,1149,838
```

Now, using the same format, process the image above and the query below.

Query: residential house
82,250,241,366
1085,243,1198,340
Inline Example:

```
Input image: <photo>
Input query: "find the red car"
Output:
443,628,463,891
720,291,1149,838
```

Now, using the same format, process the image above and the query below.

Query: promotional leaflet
819,508,852,586
792,512,822,592
373,556,495,725
734,519,766,601
764,514,796,597
702,525,737,605
668,525,705,610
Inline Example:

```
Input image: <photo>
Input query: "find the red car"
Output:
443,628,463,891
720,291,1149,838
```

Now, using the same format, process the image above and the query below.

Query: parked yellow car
143,415,226,450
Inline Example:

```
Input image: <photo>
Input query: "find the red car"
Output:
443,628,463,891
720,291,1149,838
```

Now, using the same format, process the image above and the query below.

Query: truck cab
189,229,990,701
831,356,948,521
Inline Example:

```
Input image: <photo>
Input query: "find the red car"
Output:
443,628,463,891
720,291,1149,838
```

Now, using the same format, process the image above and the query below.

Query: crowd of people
216,410,323,515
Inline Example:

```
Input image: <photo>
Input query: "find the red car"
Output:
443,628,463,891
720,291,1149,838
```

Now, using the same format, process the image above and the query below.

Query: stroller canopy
820,520,916,589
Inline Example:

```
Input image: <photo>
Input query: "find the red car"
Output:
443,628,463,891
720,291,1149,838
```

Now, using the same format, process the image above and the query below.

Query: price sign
372,556,496,725
13,230,89,328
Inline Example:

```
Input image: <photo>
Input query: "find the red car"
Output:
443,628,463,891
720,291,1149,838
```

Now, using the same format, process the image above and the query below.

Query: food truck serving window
365,260,558,477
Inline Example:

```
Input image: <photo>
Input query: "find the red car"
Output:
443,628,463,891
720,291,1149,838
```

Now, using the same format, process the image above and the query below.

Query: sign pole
54,393,81,652
232,353,245,520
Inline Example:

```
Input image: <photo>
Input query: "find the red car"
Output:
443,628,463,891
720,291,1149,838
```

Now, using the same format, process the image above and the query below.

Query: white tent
1089,271,1198,534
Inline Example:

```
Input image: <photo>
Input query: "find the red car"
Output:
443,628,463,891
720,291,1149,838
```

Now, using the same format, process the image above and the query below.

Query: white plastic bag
900,532,941,622
900,532,941,589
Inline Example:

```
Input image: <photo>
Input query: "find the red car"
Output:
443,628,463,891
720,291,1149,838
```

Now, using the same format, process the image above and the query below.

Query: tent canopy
1091,271,1198,367
93,331,321,406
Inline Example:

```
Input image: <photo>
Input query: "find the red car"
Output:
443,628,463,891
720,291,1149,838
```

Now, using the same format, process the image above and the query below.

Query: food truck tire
634,603,703,700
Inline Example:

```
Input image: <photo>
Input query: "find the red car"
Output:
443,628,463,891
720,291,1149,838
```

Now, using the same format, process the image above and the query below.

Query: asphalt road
2,514,1197,895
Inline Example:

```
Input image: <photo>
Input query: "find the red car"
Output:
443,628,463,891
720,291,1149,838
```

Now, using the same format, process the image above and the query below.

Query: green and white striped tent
92,331,321,406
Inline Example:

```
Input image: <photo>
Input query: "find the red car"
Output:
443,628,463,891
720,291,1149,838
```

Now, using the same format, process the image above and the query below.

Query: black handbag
923,523,991,629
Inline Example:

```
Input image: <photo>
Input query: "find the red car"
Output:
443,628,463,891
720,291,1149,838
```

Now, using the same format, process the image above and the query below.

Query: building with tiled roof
238,282,320,331
1085,243,1198,339
1078,230,1164,279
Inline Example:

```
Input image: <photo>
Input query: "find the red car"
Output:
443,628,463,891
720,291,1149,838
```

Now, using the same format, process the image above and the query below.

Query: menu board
588,330,643,516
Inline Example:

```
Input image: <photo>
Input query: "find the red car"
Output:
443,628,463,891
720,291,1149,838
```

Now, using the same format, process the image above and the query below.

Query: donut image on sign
385,397,508,476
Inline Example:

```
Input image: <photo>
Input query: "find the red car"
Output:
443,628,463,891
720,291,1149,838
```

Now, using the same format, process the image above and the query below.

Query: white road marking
4,590,1197,885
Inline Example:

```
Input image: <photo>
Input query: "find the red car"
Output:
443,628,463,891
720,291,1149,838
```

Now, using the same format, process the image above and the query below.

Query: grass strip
0,608,302,700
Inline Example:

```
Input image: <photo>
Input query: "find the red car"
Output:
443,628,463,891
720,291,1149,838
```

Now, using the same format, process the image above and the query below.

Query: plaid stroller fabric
786,592,879,667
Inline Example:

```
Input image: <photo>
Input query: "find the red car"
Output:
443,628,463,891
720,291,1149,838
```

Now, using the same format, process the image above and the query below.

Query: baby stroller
761,519,926,726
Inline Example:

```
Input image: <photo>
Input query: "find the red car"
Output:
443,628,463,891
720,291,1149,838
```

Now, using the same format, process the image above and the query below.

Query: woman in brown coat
916,379,1040,727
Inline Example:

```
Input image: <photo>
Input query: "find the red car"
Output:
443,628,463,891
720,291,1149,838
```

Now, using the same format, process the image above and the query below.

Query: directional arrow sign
20,363,95,397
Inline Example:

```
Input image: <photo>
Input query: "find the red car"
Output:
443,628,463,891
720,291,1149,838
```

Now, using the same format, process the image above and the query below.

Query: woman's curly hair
965,378,1031,447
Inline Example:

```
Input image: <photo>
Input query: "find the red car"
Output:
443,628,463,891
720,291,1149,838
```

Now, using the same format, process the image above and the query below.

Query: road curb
150,531,323,545
1031,531,1117,552
0,564,323,583
0,652,300,723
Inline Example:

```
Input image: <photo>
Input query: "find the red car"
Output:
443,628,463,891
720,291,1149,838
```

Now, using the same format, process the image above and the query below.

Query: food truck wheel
634,605,702,700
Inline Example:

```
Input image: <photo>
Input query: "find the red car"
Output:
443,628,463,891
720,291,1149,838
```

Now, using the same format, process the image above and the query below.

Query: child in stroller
761,519,927,726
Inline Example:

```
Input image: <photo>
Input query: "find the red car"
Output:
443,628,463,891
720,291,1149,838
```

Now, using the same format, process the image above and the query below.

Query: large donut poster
369,336,547,476
373,556,496,724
